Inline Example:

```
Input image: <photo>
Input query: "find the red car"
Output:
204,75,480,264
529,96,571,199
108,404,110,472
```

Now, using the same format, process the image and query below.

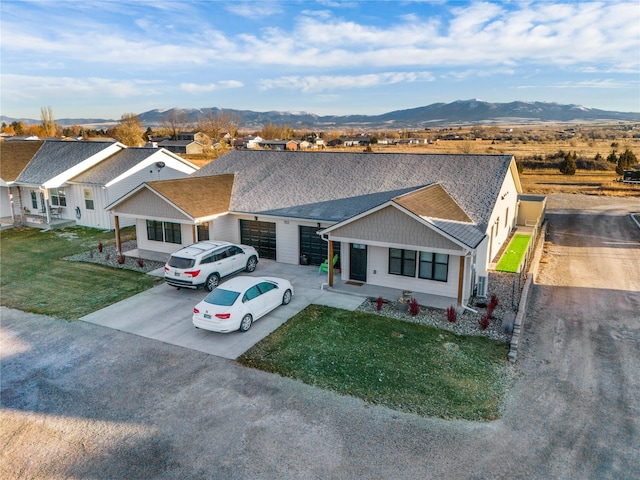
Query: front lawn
238,305,512,420
0,226,162,319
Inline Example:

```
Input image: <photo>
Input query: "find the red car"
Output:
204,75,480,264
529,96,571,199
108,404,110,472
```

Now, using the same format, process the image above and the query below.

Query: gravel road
1,193,639,479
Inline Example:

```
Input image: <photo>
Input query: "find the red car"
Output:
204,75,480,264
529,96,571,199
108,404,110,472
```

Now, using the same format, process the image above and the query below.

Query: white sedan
192,276,293,333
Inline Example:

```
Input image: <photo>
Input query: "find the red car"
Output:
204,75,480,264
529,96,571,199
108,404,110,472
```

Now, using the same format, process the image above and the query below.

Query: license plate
204,314,211,319
174,272,180,277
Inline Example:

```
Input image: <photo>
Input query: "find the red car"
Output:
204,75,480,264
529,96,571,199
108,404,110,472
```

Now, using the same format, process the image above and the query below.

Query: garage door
299,226,341,266
240,220,276,260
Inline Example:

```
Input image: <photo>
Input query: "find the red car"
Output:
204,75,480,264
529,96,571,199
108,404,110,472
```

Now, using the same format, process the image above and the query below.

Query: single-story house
257,140,299,151
107,150,539,306
158,139,205,155
8,140,198,229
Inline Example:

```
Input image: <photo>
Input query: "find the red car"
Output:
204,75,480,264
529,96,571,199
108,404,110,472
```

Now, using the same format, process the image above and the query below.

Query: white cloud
3,1,638,71
1,74,161,100
180,80,244,94
259,71,435,92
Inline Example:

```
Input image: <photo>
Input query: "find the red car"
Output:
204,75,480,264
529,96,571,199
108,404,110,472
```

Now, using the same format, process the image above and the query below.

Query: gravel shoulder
2,193,639,479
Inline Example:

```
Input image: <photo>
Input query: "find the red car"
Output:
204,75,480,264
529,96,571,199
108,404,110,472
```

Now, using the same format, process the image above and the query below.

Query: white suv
164,241,259,291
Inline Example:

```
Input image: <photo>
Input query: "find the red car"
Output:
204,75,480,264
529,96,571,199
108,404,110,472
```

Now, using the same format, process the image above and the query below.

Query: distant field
183,124,640,196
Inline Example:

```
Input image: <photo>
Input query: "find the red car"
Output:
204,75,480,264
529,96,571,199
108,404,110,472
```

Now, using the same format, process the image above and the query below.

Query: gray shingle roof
70,148,162,185
15,140,118,185
194,150,514,248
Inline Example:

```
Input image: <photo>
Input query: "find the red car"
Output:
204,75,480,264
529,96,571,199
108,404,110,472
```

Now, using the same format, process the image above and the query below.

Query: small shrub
376,296,384,312
409,297,420,317
487,294,499,319
98,242,103,253
88,250,93,258
446,305,457,323
488,294,499,310
105,253,110,261
136,258,144,268
478,314,490,330
117,254,125,265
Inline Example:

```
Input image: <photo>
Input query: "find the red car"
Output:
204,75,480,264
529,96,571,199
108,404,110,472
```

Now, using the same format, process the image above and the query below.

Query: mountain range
3,100,639,131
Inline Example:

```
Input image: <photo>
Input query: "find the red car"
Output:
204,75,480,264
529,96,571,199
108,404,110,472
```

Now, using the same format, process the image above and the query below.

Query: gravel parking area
2,193,639,479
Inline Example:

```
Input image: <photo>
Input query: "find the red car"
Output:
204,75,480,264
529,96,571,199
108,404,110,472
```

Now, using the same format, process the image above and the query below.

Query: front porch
0,215,76,230
327,275,456,310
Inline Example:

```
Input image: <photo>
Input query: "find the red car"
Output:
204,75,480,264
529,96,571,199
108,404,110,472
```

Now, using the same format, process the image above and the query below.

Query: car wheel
245,256,258,272
205,273,220,292
282,289,292,305
239,314,253,332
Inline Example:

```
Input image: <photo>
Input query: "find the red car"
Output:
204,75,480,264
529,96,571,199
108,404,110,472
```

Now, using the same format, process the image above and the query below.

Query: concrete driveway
80,259,365,359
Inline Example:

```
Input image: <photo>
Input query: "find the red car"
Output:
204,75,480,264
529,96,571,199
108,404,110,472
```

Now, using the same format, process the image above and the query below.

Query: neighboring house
9,140,198,229
107,150,542,306
257,139,298,151
0,140,45,221
68,147,199,229
232,135,263,149
177,131,211,144
158,139,205,155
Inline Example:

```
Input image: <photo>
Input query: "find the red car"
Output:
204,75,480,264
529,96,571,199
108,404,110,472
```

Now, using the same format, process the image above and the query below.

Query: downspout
320,234,330,290
461,251,478,314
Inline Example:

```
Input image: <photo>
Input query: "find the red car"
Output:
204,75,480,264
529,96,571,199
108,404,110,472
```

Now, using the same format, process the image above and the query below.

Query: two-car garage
239,220,339,267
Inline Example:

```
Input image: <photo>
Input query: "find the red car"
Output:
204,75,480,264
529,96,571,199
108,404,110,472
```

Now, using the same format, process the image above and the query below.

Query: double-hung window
146,220,182,244
164,222,182,244
419,252,449,282
50,188,67,207
146,220,164,241
389,248,416,277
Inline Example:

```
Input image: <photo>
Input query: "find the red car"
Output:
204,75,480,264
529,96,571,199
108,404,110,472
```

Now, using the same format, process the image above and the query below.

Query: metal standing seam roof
192,150,514,246
14,140,119,185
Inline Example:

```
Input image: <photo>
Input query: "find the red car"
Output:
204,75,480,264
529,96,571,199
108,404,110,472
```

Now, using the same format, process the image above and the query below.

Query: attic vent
155,161,165,169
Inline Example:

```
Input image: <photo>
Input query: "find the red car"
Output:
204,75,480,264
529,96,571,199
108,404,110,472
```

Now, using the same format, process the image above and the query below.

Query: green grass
0,226,162,319
238,305,512,420
496,234,531,273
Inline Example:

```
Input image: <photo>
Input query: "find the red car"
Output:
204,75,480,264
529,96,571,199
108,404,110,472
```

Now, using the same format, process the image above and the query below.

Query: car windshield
203,288,240,306
168,256,195,269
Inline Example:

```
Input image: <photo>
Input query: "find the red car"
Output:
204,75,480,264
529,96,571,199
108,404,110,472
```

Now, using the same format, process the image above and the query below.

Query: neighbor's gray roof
15,140,118,185
194,150,514,248
70,148,166,185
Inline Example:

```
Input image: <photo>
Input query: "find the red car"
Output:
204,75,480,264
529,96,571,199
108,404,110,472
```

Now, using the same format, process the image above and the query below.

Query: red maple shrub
478,314,490,330
446,305,457,323
98,242,103,253
376,296,384,311
136,258,144,268
409,297,420,317
117,254,125,265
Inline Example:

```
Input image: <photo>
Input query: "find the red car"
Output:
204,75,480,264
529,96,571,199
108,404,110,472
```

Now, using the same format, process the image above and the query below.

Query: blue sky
1,0,639,120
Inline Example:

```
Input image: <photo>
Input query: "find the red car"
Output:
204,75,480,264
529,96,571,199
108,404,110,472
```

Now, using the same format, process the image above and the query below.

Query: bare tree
161,109,192,140
197,109,241,142
40,106,57,137
111,113,145,146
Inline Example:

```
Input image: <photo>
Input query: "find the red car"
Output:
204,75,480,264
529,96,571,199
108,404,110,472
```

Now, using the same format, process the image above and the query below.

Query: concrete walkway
81,260,364,359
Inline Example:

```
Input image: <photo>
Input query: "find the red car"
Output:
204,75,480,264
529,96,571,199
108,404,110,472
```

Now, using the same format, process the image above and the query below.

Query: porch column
192,224,197,243
114,215,121,254
328,239,334,287
457,255,465,305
